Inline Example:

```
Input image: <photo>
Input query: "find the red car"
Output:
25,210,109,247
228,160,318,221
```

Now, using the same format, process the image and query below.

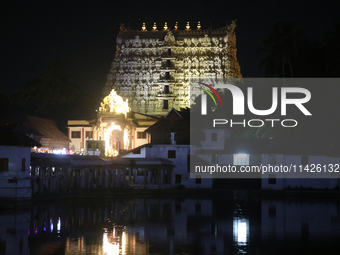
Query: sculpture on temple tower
103,20,242,116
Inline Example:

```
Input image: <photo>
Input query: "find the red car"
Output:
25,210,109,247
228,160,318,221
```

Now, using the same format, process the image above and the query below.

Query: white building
193,131,340,190
0,125,40,199
67,120,94,154
120,109,212,188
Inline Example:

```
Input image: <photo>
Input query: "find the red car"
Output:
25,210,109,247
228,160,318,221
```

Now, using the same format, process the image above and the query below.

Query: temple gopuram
68,21,242,156
102,21,242,116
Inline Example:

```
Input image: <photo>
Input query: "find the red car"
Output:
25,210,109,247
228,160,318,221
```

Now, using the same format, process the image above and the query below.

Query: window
167,48,171,55
301,156,309,165
268,174,276,184
168,150,176,158
166,59,171,67
165,71,170,80
210,245,217,253
301,223,309,243
164,84,169,94
71,131,81,138
175,202,181,213
269,154,276,164
211,133,217,141
21,158,25,171
0,241,6,254
175,174,181,184
19,239,23,253
195,203,201,213
196,175,201,184
85,131,93,139
137,132,147,139
170,132,177,144
268,206,276,217
136,169,145,176
162,100,169,109
187,155,190,173
0,158,9,172
233,154,249,165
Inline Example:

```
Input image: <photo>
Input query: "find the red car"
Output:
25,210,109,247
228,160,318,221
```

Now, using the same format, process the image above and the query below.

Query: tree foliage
258,20,306,77
14,61,78,116
259,21,340,77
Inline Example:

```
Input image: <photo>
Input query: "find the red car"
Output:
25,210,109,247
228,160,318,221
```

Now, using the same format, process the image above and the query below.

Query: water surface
2,194,340,254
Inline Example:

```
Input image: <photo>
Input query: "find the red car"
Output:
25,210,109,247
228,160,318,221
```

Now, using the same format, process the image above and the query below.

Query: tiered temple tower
102,21,242,116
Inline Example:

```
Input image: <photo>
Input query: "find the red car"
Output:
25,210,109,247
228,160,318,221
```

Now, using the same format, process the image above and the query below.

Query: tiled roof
118,143,153,157
27,116,70,142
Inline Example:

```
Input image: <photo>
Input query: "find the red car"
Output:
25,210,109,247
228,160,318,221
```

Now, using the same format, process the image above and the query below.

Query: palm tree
258,20,305,77
322,22,340,77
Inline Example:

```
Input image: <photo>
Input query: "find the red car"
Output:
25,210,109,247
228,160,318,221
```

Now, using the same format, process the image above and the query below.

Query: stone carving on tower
103,21,242,116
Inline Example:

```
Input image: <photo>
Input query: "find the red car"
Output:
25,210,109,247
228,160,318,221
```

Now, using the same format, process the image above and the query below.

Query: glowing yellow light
186,22,190,30
197,21,201,30
104,125,122,156
163,22,168,31
152,22,157,31
99,89,130,114
123,128,129,150
141,22,146,31
174,22,178,30
122,231,126,255
103,232,119,255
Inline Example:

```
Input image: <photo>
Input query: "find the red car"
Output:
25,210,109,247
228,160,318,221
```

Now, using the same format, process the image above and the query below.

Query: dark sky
1,0,339,98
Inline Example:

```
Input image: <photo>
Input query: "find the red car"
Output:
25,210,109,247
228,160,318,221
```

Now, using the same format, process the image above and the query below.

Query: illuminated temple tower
68,21,242,156
102,21,242,116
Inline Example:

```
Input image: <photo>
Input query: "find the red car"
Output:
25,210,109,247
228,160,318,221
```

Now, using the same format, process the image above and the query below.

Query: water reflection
1,195,340,254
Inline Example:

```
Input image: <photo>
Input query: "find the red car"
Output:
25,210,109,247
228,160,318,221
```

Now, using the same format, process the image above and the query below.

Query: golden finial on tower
152,22,157,31
197,21,201,30
174,22,179,30
141,22,147,31
186,22,190,30
164,22,168,31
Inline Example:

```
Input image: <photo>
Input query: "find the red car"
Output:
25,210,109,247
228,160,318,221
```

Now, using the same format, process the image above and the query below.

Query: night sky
1,0,339,98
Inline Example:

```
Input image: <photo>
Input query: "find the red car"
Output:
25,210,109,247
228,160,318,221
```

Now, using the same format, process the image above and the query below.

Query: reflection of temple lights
50,220,53,233
103,232,119,255
233,217,249,245
57,217,61,233
122,231,126,255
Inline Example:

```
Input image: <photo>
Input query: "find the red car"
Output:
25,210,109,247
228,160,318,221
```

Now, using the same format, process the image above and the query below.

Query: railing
157,91,174,97
161,53,177,58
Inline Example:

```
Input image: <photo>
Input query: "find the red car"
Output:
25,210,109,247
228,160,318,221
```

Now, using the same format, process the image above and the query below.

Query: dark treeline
190,20,340,153
258,20,340,78
1,61,99,132
1,20,339,138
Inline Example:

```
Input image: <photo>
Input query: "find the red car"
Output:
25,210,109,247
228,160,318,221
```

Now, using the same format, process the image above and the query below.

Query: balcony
156,91,175,98
161,62,176,71
161,53,177,59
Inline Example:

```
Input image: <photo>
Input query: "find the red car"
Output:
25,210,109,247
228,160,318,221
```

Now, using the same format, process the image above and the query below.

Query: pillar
158,169,162,188
39,166,44,194
144,169,148,188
